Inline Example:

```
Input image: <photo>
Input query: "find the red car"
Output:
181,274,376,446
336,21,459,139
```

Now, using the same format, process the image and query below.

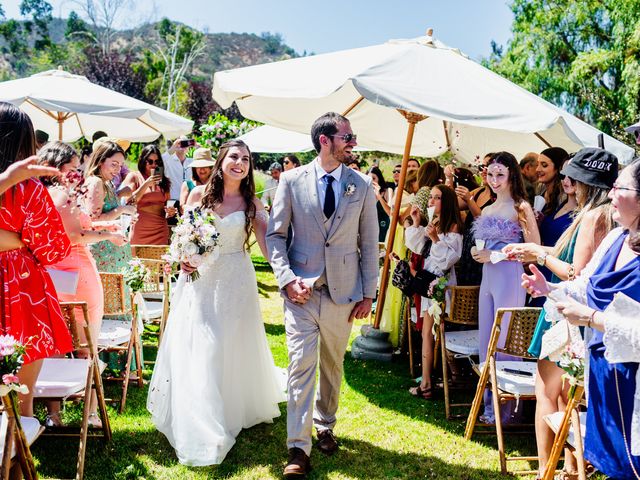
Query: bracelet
588,310,597,328
567,264,575,281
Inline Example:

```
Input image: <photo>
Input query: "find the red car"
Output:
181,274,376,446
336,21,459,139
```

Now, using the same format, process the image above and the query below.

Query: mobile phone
179,139,195,148
154,166,163,178
502,367,533,377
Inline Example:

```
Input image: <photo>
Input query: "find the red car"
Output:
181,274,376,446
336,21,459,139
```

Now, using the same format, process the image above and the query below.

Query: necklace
614,368,640,479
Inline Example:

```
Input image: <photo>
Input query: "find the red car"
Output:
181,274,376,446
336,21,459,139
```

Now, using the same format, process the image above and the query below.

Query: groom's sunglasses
330,133,357,143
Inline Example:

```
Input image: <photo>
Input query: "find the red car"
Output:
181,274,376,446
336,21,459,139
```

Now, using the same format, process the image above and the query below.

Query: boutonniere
344,183,357,197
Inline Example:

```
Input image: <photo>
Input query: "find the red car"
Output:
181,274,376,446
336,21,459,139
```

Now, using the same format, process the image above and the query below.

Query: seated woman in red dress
0,102,74,416
120,145,176,245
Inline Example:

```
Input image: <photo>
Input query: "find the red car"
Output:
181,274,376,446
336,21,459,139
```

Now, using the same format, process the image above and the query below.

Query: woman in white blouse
405,184,464,399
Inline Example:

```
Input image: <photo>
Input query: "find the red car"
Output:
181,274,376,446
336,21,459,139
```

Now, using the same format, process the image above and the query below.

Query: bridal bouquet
163,208,220,281
558,341,585,396
0,335,29,396
123,258,151,293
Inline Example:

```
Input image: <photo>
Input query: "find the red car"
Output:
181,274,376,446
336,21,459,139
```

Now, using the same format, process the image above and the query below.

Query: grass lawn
30,253,596,479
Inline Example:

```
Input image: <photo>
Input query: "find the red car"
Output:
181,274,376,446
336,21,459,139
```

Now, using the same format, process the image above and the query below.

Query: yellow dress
379,192,414,347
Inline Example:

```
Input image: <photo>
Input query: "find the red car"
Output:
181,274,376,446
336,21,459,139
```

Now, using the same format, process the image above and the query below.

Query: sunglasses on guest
146,159,160,165
330,133,357,143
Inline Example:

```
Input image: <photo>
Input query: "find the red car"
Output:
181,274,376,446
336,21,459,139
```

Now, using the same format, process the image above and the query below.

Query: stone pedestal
351,324,393,362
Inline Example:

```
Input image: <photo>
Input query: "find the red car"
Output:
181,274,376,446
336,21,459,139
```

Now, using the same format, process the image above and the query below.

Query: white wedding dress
147,210,286,466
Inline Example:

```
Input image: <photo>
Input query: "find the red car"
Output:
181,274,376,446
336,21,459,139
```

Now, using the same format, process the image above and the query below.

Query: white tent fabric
0,69,193,142
238,125,314,153
213,35,634,164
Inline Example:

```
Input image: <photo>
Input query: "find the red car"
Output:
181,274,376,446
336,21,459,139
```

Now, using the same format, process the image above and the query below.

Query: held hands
521,264,550,297
285,278,312,305
470,246,491,263
165,206,178,218
349,298,373,323
181,261,197,274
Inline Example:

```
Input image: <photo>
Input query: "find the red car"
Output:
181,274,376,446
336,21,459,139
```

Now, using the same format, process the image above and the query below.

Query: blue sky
3,0,514,60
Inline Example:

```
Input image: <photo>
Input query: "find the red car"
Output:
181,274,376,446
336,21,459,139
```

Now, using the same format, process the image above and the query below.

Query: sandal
409,385,433,399
45,412,63,428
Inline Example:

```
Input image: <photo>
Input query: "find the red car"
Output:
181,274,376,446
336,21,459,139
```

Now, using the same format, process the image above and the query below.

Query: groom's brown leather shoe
316,429,338,455
283,447,311,478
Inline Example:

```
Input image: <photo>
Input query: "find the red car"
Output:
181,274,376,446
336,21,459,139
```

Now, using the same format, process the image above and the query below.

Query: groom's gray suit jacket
266,161,379,304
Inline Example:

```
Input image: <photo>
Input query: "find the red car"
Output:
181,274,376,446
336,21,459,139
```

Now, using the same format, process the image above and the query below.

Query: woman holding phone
121,145,176,245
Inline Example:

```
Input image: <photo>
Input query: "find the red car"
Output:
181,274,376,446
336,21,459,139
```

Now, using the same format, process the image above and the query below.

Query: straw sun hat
191,147,215,168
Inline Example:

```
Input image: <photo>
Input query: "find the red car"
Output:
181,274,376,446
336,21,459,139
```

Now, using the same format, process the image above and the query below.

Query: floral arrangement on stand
163,208,220,281
427,275,449,335
123,258,151,294
558,341,585,396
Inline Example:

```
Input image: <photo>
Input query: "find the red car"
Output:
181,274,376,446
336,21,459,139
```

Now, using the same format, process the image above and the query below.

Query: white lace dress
147,210,286,466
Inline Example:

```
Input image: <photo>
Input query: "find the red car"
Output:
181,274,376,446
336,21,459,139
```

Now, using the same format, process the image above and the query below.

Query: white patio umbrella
212,31,635,330
238,125,314,153
0,68,193,142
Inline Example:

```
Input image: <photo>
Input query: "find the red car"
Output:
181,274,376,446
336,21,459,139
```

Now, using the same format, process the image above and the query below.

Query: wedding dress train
147,210,286,466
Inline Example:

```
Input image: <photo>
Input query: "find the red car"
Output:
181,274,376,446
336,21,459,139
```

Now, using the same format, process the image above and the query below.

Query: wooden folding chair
464,307,541,474
131,246,171,345
34,302,112,480
437,285,480,419
542,385,587,480
97,272,143,413
1,393,42,480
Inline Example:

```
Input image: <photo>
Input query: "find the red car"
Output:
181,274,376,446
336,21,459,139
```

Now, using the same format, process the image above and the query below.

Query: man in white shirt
262,161,282,208
163,138,194,200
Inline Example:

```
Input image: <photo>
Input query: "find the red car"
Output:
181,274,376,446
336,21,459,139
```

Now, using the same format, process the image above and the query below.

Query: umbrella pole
373,110,426,330
58,112,64,141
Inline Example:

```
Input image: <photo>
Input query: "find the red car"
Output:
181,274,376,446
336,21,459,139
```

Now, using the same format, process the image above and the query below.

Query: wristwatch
536,252,548,266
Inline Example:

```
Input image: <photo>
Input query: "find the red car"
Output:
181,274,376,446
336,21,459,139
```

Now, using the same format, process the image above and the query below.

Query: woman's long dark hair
433,184,463,235
38,141,78,186
201,139,256,251
0,102,36,174
138,145,171,193
539,147,569,217
488,151,530,233
366,166,388,193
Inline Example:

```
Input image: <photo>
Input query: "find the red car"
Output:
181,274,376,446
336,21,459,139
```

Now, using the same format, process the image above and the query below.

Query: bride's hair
201,139,256,251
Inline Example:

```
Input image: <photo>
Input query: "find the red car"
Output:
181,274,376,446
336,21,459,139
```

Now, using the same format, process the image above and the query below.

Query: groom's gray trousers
284,284,354,455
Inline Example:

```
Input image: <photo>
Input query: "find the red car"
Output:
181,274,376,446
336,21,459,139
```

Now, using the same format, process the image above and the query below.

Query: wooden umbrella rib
72,113,86,139
443,120,451,149
24,98,58,121
137,117,161,134
342,96,365,117
535,132,552,148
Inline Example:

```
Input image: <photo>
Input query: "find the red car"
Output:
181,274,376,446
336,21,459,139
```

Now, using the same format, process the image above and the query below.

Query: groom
267,112,379,477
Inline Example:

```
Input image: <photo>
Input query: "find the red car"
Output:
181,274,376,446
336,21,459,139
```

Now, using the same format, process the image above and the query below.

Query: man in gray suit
267,112,379,478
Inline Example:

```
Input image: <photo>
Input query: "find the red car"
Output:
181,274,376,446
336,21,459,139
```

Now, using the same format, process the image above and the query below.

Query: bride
147,139,285,466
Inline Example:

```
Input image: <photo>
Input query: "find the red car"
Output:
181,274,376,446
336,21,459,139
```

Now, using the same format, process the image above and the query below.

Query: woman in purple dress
471,151,540,423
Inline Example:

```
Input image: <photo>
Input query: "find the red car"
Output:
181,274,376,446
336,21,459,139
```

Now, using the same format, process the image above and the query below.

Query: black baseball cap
560,147,618,189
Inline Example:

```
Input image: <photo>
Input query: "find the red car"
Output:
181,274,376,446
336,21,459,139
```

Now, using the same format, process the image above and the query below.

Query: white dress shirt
163,152,193,200
262,177,279,206
314,160,342,215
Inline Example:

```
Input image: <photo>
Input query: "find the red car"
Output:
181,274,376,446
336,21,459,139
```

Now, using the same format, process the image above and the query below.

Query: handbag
410,268,439,298
540,318,570,362
391,259,414,296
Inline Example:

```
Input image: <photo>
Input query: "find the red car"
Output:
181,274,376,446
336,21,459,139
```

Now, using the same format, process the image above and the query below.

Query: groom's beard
330,143,354,164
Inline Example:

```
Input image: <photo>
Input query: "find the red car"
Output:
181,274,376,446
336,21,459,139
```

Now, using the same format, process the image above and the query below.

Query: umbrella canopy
213,34,634,164
238,125,314,153
0,68,193,142
625,121,640,146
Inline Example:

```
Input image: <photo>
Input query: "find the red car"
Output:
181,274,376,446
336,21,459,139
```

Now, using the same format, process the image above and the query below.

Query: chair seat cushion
34,358,91,398
544,411,587,450
0,414,43,460
478,360,537,396
445,330,479,356
98,319,131,347
141,298,163,320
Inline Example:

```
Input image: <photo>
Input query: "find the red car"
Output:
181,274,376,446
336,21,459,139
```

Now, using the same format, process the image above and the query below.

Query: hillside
0,17,299,79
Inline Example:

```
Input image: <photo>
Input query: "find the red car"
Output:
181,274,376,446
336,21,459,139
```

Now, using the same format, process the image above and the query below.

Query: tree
154,19,206,112
185,80,220,127
20,0,53,50
485,0,640,144
71,0,131,55
81,47,148,101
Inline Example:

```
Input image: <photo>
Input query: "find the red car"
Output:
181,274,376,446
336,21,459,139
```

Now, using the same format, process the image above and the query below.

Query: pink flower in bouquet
2,374,19,385
0,335,17,356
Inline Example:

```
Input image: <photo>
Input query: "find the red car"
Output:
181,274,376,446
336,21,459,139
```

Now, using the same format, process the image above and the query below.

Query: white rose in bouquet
184,242,198,256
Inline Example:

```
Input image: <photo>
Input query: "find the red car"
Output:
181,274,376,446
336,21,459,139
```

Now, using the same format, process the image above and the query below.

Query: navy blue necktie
323,176,335,219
